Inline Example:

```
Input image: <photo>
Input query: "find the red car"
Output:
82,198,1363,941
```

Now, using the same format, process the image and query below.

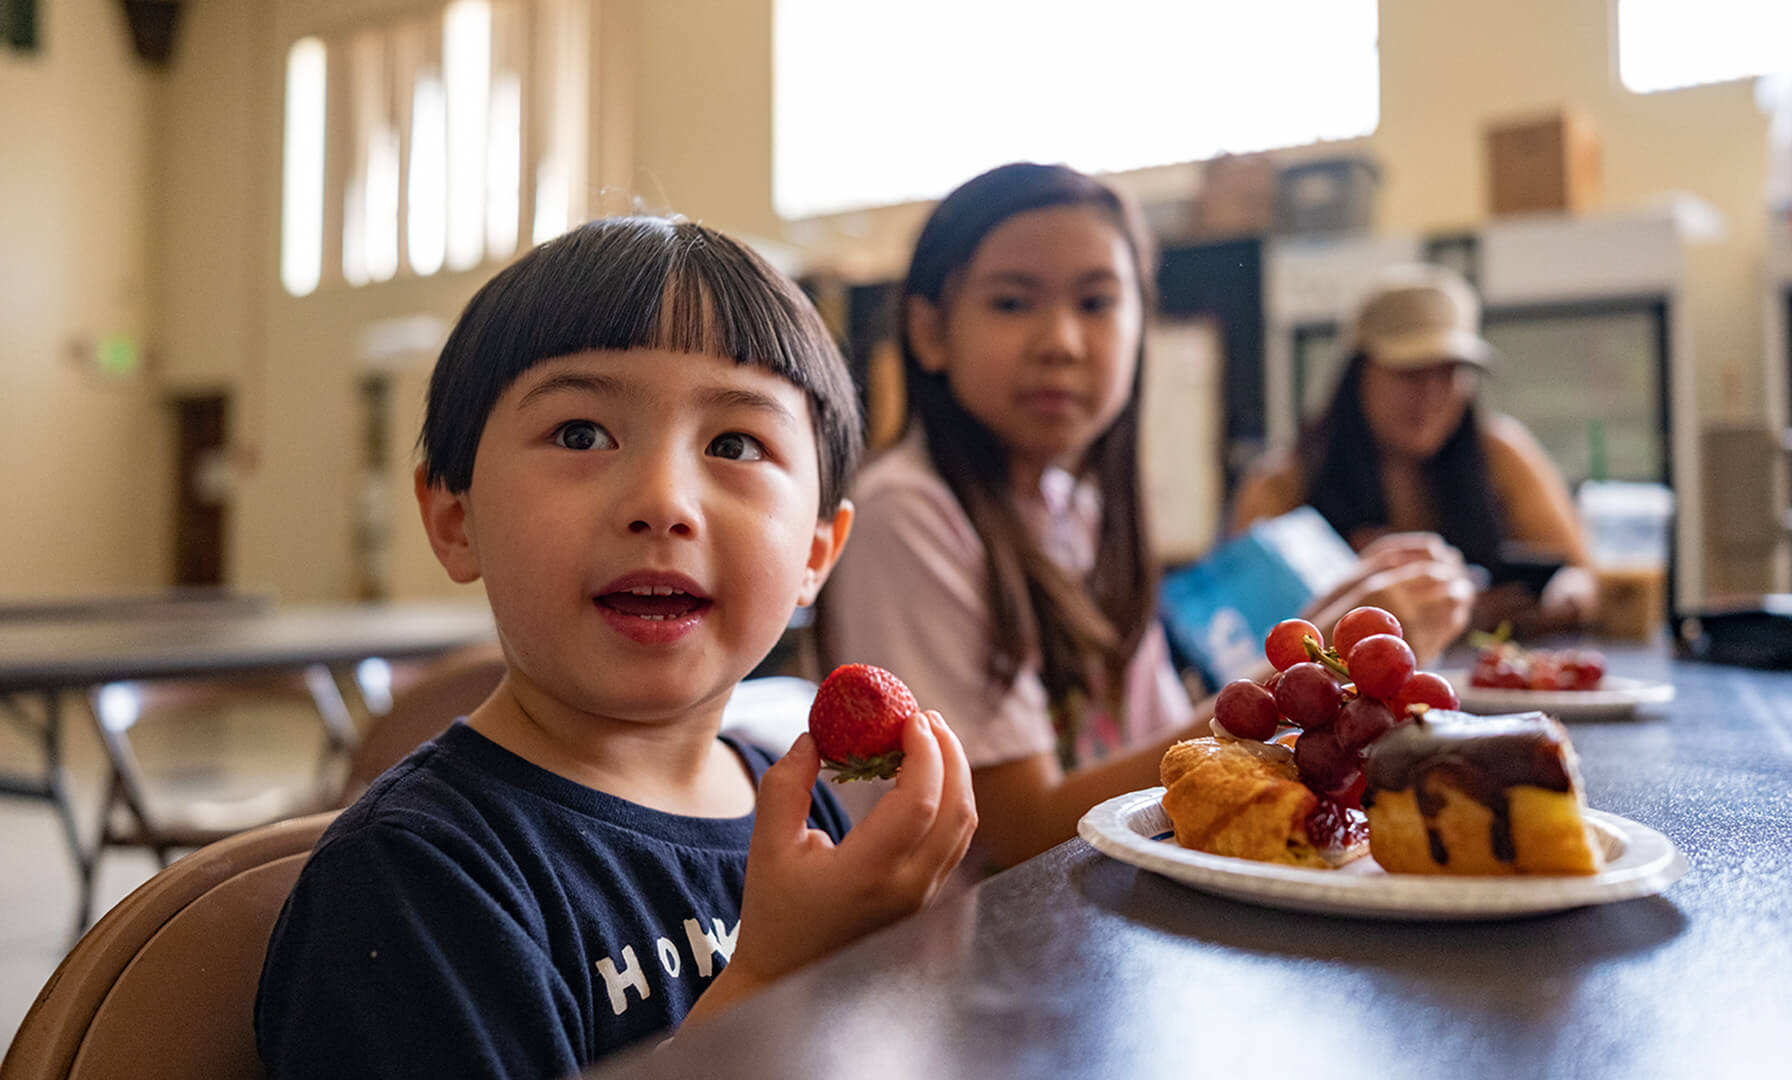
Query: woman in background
1230,263,1596,634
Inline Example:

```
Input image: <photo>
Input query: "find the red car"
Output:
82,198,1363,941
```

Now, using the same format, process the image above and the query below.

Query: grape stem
1301,635,1353,682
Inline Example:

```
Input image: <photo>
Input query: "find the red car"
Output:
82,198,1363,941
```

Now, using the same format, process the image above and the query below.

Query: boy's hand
728,710,977,987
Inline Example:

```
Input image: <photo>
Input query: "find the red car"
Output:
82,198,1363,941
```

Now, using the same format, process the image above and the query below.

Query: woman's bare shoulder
1479,412,1556,476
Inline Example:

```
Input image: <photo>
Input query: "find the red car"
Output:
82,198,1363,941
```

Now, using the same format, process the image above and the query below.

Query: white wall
0,0,172,596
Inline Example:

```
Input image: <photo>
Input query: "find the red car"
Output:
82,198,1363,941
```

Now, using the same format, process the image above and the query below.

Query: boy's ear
905,296,949,374
795,499,854,607
414,464,483,584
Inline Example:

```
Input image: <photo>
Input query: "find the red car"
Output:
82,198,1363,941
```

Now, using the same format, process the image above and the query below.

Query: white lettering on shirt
710,917,739,961
595,945,651,1016
655,936,682,978
683,917,728,978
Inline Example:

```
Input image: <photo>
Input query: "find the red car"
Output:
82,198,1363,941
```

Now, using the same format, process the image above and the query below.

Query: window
772,0,1379,220
280,0,591,296
1618,0,1792,94
280,37,326,297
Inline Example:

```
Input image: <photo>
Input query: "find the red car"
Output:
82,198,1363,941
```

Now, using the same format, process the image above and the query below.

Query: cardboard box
1487,109,1602,216
1189,152,1278,240
1274,156,1379,235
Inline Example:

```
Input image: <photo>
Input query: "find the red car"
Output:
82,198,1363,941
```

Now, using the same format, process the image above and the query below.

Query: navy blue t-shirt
255,721,849,1079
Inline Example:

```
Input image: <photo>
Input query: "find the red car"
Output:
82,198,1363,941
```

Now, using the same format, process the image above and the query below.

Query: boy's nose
619,454,700,538
629,516,694,537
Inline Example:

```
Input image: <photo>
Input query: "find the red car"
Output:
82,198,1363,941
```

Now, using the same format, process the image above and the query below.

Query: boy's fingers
906,713,978,883
926,712,975,829
751,733,824,852
844,712,943,862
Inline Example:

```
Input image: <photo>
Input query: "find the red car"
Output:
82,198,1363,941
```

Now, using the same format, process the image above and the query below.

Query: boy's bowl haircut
419,217,864,513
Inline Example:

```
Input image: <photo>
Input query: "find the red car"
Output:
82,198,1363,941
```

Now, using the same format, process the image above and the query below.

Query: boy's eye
990,295,1028,313
1081,294,1118,314
552,420,616,451
708,432,767,462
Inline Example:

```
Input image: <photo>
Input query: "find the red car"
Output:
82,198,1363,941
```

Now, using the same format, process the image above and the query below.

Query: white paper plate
1437,670,1676,720
1077,787,1688,920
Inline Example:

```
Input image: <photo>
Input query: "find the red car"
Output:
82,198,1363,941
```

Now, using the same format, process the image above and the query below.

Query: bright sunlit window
1618,0,1792,94
408,73,449,277
280,37,326,296
280,0,585,296
773,0,1379,220
443,0,492,272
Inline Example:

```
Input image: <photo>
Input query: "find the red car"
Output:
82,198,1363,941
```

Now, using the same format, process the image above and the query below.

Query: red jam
1306,797,1370,852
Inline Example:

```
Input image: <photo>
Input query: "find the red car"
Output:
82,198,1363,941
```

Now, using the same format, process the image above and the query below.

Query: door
173,394,229,586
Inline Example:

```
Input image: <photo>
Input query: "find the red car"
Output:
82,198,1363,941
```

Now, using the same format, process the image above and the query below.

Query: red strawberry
808,664,918,783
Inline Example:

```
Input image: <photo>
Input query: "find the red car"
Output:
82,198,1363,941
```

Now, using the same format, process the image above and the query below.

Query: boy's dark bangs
423,218,858,501
493,220,822,382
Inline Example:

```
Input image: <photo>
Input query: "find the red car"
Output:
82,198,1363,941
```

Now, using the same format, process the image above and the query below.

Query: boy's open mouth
595,586,711,621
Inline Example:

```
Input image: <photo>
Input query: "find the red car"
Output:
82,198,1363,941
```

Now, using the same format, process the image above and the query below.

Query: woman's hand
725,711,977,991
1310,532,1459,614
1347,560,1477,666
1474,565,1598,636
1355,531,1466,576
1306,532,1474,666
1540,565,1599,627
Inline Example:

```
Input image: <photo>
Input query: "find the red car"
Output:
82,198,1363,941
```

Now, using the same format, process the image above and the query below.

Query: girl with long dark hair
819,165,1472,871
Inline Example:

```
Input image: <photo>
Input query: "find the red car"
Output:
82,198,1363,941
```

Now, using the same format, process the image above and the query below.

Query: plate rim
1077,786,1689,920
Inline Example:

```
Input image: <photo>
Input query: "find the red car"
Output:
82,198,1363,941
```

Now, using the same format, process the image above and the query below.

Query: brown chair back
0,811,338,1080
338,641,507,802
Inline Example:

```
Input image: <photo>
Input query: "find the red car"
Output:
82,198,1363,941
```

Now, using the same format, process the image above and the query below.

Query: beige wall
0,0,172,596
9,0,1782,602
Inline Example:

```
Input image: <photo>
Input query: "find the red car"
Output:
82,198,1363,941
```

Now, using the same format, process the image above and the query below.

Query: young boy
255,217,978,1079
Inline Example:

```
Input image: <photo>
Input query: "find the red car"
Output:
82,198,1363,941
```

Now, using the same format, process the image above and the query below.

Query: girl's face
912,205,1143,483
1360,359,1477,460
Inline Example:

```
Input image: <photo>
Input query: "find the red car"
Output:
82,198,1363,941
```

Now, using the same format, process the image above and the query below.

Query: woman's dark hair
1297,352,1504,569
889,162,1159,742
419,216,863,512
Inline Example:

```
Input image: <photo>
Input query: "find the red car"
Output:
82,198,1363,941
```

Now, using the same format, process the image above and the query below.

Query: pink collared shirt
821,431,1193,773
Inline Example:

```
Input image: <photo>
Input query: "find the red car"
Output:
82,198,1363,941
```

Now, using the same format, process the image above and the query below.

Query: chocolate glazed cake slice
1361,711,1603,875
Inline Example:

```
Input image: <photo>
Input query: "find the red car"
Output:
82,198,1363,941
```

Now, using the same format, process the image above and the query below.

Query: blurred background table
0,600,496,926
0,600,494,694
590,642,1790,1080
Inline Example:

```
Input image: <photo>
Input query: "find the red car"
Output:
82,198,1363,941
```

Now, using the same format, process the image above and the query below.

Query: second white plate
1436,670,1676,720
1077,787,1688,920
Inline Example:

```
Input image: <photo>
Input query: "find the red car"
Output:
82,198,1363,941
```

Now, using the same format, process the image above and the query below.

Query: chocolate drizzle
1363,710,1574,867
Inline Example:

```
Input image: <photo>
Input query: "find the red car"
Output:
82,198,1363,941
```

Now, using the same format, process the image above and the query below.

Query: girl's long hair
1297,353,1504,569
895,162,1159,732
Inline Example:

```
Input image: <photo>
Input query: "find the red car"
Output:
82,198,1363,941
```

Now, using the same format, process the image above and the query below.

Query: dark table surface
0,601,496,693
589,645,1791,1079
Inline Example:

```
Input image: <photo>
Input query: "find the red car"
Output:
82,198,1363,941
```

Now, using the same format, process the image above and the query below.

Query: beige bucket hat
1346,263,1495,371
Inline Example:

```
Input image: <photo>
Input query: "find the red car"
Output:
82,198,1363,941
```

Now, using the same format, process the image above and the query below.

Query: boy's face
418,348,851,726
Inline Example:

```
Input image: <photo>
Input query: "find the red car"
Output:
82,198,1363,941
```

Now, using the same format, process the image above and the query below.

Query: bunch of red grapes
1213,606,1460,805
1469,642,1605,691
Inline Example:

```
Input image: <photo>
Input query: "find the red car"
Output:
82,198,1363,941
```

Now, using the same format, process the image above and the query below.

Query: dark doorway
173,394,228,586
